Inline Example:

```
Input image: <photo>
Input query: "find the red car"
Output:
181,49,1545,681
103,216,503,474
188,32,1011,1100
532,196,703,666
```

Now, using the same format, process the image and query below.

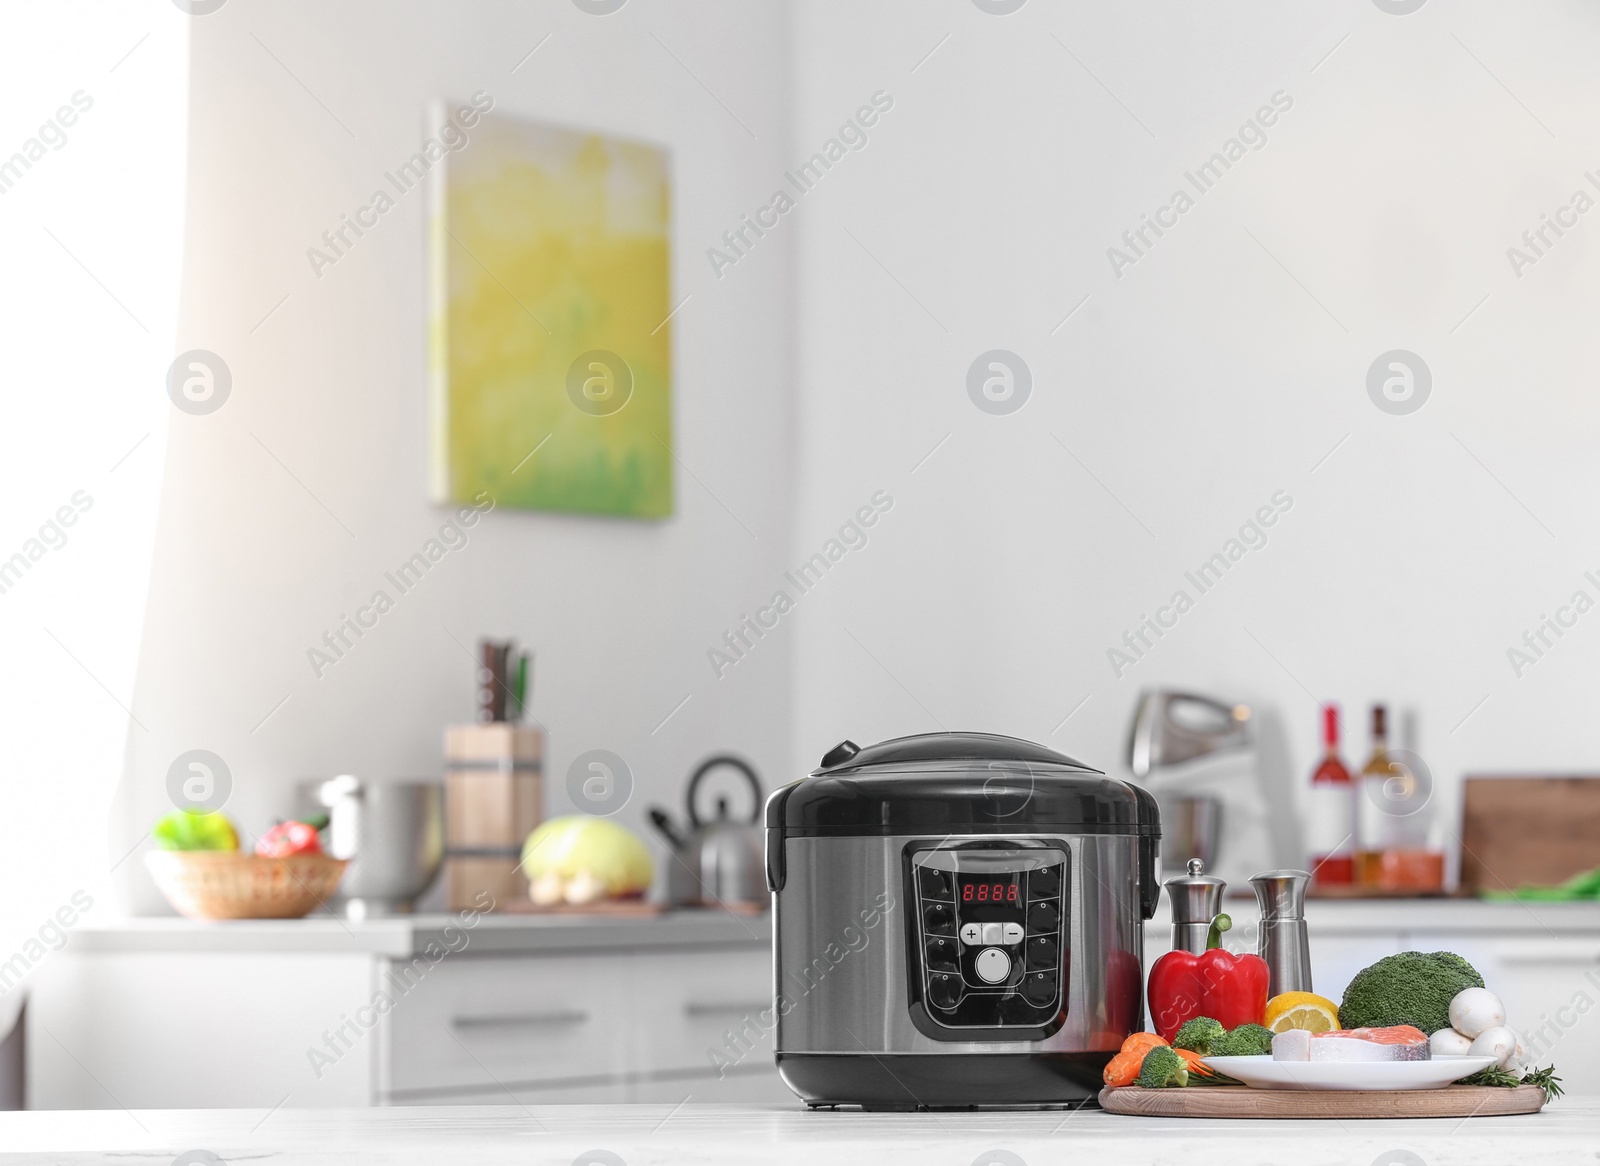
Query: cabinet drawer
380,953,632,1095
629,947,774,1075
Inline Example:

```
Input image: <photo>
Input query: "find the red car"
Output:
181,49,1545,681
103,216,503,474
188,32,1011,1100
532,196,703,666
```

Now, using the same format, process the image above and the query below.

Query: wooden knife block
1459,776,1600,893
444,724,543,911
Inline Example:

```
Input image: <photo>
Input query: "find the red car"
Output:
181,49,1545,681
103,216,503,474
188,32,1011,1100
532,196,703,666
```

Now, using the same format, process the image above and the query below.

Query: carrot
1174,1047,1215,1079
1102,1049,1144,1088
1104,1032,1169,1088
1119,1032,1168,1058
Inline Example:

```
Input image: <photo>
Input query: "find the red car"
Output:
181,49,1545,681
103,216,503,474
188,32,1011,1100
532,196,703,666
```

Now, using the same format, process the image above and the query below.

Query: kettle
649,755,765,910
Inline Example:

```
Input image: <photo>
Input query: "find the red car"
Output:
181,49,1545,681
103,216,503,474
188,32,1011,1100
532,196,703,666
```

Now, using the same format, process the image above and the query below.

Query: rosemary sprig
1523,1065,1564,1102
1458,1063,1563,1103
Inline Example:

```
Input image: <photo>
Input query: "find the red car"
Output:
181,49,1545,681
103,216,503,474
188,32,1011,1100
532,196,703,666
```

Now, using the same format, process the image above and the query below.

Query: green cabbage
521,816,653,895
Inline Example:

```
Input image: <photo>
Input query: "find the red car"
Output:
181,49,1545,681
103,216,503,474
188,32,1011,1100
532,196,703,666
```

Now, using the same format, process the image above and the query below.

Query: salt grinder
1250,869,1313,995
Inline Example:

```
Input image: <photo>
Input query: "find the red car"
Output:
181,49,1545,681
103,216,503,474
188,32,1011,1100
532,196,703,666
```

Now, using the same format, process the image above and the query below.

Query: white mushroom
1429,1028,1473,1056
1448,987,1506,1039
563,869,609,904
531,869,566,905
1468,1025,1519,1068
1507,1031,1531,1076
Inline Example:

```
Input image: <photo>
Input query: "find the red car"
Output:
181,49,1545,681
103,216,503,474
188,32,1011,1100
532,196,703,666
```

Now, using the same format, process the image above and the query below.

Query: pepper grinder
1250,869,1312,995
1163,858,1227,955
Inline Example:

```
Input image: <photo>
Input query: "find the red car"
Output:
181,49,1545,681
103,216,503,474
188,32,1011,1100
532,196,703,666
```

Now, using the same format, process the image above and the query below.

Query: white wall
114,0,1600,913
0,0,185,975
116,0,796,911
787,0,1600,874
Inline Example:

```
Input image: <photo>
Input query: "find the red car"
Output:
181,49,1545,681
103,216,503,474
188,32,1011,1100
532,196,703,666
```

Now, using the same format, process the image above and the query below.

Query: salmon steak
1273,1024,1432,1062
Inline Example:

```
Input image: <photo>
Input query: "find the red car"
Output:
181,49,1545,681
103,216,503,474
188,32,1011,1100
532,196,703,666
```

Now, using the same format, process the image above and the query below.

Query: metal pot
649,755,765,909
314,775,443,918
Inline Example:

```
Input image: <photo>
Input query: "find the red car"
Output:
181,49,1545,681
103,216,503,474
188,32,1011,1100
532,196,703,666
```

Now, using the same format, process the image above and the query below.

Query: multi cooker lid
769,732,1160,835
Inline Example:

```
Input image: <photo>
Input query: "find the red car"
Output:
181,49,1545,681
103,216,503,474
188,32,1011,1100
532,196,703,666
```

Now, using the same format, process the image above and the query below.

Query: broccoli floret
1212,1023,1274,1057
1137,1044,1189,1088
1172,1017,1226,1054
1339,951,1485,1033
1426,951,1483,984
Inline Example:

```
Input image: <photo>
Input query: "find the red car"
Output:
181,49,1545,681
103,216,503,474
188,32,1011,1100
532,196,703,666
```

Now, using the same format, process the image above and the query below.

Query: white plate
1201,1054,1499,1091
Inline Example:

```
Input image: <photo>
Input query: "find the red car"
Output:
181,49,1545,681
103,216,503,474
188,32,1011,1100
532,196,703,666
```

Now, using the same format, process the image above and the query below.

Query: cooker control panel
907,843,1069,1036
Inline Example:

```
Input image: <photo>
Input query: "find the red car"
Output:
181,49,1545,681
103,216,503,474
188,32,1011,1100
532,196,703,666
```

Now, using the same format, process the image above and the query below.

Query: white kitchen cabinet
378,952,638,1097
374,946,787,1104
30,950,378,1109
32,913,789,1109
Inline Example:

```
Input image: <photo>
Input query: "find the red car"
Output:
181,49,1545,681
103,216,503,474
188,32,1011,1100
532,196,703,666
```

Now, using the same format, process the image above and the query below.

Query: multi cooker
766,731,1161,1108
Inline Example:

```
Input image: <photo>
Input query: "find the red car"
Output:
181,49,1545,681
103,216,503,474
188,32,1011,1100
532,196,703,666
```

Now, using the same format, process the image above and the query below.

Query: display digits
960,880,1018,903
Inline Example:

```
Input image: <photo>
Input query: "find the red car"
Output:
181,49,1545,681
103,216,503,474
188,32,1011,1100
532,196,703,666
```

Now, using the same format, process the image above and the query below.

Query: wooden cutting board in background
1459,776,1600,893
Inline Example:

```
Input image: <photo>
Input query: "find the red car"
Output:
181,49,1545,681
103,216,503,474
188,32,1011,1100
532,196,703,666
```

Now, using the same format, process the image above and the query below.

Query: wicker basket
145,850,348,920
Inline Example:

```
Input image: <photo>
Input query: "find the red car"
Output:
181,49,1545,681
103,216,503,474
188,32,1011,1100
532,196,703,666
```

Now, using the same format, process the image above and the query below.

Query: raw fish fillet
1273,1025,1431,1062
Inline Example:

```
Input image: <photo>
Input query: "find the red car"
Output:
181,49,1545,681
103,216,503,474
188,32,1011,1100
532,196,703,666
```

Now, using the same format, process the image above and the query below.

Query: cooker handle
1130,781,1162,920
763,782,797,894
765,828,784,894
1138,834,1161,920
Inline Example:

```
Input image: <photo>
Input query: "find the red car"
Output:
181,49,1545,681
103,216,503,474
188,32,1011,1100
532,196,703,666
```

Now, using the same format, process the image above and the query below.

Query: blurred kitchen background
2,0,1599,1112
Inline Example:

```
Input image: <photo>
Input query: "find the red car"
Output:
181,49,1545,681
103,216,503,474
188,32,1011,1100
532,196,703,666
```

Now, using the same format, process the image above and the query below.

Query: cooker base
776,1052,1112,1110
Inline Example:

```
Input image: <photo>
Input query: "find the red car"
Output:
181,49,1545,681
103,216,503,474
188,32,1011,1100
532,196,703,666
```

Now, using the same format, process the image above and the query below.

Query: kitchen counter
65,897,1600,957
0,1102,1593,1164
63,907,771,956
1150,896,1600,937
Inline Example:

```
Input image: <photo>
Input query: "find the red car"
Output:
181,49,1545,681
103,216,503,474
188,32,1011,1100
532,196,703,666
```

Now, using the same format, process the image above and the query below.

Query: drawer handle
684,1001,770,1018
452,1010,590,1029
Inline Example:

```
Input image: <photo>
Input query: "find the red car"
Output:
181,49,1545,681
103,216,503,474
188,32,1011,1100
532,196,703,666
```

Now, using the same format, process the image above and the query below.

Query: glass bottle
1307,703,1355,887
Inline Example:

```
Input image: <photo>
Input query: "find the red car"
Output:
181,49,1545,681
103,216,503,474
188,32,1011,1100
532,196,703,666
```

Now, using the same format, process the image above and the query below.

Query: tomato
255,820,323,857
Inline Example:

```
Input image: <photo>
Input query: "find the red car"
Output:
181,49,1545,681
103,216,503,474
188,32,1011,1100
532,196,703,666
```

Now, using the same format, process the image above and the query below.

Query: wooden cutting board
1460,776,1600,893
499,898,667,916
1099,1085,1546,1119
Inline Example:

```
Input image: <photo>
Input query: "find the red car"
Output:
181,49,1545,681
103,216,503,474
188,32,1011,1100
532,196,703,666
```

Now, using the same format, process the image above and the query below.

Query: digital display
957,873,1023,921
961,881,1018,904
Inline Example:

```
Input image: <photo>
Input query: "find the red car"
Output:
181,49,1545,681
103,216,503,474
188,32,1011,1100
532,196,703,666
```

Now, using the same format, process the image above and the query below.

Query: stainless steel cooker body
765,733,1160,1109
775,830,1144,1049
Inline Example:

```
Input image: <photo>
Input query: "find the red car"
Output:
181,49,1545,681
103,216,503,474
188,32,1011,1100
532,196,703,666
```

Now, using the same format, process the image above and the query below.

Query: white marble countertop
63,908,771,956
0,1101,1591,1164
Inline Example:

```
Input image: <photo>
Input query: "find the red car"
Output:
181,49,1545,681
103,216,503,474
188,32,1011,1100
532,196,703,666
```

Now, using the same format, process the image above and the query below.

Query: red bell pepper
1146,913,1270,1040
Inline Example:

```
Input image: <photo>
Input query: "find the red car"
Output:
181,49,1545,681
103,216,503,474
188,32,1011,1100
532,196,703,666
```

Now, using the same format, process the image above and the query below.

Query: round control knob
974,946,1011,984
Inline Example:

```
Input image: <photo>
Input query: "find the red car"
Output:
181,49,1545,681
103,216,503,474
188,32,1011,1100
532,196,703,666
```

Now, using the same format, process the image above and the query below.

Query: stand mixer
1127,690,1284,889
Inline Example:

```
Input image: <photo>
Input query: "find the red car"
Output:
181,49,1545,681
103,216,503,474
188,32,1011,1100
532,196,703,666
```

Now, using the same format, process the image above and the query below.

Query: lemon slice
1264,991,1340,1033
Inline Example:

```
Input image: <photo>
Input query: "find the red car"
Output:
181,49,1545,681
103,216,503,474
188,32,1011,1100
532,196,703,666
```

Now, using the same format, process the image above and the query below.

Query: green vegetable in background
1211,1023,1275,1057
1339,951,1485,1034
1172,1016,1226,1055
1136,1044,1188,1088
1482,865,1600,902
151,809,239,851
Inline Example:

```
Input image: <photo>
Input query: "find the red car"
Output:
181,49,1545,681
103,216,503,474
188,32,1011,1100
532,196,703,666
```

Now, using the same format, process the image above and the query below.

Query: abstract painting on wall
428,104,673,518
